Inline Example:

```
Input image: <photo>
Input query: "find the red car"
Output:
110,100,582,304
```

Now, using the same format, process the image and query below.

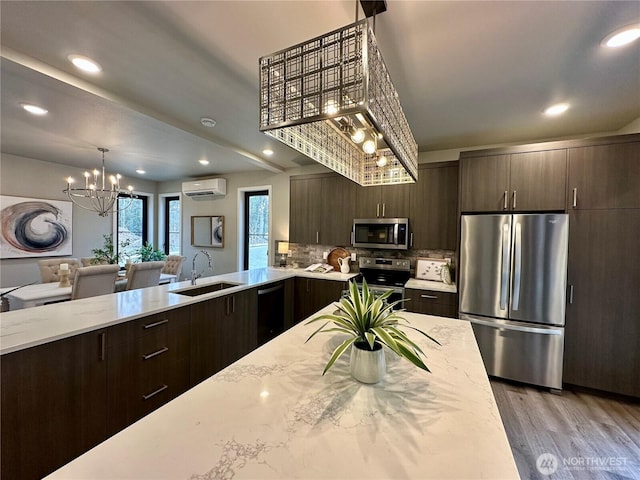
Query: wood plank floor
490,378,640,480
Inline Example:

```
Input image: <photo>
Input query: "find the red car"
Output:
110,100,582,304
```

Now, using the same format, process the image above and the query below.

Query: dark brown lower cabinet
293,277,348,324
563,210,640,397
404,288,458,318
1,331,108,480
190,289,258,385
107,307,191,435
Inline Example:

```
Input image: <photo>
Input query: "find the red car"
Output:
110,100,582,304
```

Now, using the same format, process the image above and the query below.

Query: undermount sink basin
172,282,242,297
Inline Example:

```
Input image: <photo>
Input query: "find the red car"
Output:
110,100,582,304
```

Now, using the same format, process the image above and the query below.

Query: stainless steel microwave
352,218,410,250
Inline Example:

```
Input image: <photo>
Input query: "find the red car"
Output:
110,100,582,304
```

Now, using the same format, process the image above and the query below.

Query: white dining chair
162,255,185,281
125,261,165,290
71,264,121,300
37,258,80,284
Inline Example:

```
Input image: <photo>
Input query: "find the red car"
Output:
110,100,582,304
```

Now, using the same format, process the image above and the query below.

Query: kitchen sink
172,282,242,296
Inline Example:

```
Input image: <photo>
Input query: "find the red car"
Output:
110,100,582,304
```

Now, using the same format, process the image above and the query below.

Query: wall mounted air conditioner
182,178,226,200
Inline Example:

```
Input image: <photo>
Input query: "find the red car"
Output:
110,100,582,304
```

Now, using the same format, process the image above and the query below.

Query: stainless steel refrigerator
459,213,568,391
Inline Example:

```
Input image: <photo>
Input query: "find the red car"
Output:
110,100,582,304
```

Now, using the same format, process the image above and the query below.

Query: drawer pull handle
142,384,168,401
143,319,169,329
142,347,169,360
421,294,438,299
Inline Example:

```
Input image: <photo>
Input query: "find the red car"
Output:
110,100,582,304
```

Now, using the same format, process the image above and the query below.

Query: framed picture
415,257,450,282
191,215,224,248
0,195,73,258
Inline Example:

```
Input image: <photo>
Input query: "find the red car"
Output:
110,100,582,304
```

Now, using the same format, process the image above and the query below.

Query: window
244,190,269,270
163,196,181,255
116,194,148,263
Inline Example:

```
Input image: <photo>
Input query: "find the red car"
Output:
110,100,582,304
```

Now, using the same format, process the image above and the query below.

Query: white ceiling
1,1,639,182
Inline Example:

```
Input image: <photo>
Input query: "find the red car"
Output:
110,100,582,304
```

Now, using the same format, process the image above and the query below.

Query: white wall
159,163,329,277
0,153,157,287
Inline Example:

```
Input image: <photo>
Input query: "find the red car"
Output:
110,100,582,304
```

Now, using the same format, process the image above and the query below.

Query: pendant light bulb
325,100,339,115
376,155,388,167
363,139,376,154
351,128,365,143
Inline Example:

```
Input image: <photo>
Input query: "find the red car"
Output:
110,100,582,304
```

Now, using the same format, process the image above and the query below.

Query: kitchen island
45,305,518,480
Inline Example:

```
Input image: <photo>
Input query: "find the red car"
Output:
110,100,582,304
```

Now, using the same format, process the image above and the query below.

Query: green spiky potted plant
305,279,440,383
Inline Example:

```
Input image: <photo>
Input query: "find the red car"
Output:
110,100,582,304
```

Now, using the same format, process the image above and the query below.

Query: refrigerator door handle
512,222,522,311
465,317,563,335
500,223,510,310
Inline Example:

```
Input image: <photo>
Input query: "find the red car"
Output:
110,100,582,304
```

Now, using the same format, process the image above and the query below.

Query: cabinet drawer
405,289,458,318
107,308,188,346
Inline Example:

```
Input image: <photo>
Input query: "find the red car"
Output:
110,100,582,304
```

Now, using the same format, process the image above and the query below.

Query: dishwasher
257,282,285,346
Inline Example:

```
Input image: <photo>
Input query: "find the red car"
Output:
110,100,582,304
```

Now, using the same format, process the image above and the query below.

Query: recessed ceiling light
136,169,146,175
21,103,48,115
67,54,102,74
262,149,274,156
544,103,569,117
199,159,210,165
200,117,216,128
602,24,640,48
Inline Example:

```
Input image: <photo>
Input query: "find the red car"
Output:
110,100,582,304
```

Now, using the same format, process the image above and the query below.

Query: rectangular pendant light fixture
259,19,418,186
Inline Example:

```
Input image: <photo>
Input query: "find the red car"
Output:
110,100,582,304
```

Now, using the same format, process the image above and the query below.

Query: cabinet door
289,177,322,243
411,163,459,250
313,278,348,311
460,155,510,212
355,185,382,218
564,210,640,397
568,142,640,209
509,149,567,211
1,331,107,480
320,175,357,246
380,183,414,218
190,289,258,385
294,277,347,323
107,308,191,436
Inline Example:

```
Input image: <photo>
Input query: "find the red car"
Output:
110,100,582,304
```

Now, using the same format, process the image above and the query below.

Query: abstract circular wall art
0,196,72,258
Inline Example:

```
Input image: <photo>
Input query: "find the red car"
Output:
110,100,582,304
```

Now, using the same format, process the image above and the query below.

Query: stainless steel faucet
191,250,213,285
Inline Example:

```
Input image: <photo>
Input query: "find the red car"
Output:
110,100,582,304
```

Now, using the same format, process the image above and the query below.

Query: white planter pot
349,342,386,384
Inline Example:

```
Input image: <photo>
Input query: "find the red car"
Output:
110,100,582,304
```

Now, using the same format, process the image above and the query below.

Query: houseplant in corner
90,234,130,265
139,242,166,262
305,279,440,383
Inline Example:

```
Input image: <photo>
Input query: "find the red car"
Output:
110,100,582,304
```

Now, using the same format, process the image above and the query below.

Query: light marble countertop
45,306,519,480
405,278,458,293
0,268,357,355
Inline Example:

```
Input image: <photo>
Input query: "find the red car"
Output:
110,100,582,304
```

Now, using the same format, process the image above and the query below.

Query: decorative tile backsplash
286,243,457,282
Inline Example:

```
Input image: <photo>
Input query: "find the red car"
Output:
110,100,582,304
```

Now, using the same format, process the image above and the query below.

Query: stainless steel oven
343,257,411,310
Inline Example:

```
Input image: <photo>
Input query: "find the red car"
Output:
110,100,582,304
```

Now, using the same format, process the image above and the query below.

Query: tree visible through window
164,196,181,255
117,194,148,264
244,191,269,270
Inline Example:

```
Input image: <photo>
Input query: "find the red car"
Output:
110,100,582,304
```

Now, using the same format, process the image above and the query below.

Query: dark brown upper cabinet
289,176,322,244
410,162,459,250
355,183,414,219
289,174,356,246
568,141,640,210
460,150,567,212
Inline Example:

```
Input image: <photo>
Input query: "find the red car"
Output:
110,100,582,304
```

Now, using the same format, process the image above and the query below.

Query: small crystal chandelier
63,147,135,217
259,2,418,186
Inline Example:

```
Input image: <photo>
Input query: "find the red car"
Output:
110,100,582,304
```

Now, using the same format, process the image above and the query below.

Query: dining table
3,273,177,310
